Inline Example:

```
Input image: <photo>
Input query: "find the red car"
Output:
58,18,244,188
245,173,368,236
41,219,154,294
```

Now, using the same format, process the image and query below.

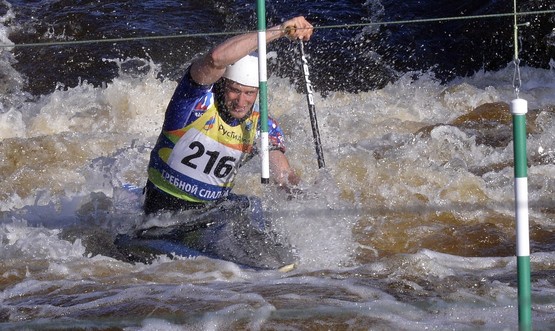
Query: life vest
148,103,259,202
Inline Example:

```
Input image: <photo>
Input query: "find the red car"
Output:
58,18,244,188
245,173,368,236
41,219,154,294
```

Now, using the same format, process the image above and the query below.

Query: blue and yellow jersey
148,69,286,202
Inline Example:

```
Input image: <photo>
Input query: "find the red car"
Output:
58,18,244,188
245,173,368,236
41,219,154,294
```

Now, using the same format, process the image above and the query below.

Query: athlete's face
223,80,259,120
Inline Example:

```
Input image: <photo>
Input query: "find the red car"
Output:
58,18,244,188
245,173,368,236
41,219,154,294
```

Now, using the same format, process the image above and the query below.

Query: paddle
298,40,325,169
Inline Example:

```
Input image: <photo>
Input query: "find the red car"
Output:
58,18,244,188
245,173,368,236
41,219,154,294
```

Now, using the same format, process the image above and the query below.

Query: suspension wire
0,9,554,49
513,0,525,98
0,30,240,48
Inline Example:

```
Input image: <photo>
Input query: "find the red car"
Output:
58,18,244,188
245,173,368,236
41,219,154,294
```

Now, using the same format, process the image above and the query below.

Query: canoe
114,196,297,270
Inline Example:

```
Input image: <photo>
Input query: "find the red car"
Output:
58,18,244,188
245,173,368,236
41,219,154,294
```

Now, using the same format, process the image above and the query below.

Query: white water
2,4,555,330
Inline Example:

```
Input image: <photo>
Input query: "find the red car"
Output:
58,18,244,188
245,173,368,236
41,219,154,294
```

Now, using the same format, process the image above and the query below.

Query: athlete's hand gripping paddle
299,40,325,169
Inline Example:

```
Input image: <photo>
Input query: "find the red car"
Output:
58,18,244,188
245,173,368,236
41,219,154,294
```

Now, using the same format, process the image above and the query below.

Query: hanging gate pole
511,1,532,329
512,98,532,331
256,0,270,184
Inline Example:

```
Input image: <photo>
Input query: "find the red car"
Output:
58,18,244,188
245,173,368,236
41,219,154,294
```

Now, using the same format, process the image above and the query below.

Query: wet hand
281,16,313,41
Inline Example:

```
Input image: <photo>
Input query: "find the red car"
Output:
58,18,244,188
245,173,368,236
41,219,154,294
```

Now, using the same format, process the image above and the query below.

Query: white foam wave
0,220,86,259
1,51,555,273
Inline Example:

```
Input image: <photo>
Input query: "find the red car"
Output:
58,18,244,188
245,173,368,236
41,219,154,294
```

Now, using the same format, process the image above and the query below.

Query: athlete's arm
269,150,300,188
190,16,313,85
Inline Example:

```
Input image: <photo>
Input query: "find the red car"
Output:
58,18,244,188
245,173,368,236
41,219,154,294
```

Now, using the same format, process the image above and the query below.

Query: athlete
144,16,314,215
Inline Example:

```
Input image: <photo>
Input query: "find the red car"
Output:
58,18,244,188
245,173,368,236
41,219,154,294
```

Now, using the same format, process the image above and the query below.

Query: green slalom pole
511,98,532,331
256,0,270,184
512,1,531,329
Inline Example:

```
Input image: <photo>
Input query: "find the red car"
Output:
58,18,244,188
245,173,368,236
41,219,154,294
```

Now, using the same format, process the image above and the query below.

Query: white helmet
223,53,259,88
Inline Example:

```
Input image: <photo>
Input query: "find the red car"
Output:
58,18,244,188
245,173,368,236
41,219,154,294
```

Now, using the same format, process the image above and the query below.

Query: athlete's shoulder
163,71,217,130
173,67,213,98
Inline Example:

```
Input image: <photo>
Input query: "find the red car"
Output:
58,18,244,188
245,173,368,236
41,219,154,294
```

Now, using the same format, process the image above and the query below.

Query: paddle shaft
299,40,325,169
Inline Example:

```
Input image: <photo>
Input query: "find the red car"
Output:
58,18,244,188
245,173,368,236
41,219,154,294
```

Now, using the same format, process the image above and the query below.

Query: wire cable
1,9,554,49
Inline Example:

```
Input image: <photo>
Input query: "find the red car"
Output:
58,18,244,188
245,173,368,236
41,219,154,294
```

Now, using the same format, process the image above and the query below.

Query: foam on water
1,62,552,233
2,6,555,326
0,220,85,259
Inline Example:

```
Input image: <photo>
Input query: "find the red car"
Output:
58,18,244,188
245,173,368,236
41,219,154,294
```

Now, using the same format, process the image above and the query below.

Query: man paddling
144,16,314,215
